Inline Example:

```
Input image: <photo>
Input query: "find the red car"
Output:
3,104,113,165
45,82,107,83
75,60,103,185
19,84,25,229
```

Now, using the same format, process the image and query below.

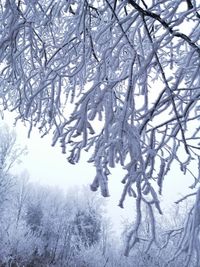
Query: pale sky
2,112,135,232
2,111,196,233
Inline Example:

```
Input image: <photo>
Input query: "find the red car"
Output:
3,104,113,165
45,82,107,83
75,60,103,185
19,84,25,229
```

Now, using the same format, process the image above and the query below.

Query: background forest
0,124,195,266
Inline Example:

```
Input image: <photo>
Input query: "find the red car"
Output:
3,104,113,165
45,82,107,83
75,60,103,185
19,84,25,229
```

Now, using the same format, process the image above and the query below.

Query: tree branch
128,0,200,55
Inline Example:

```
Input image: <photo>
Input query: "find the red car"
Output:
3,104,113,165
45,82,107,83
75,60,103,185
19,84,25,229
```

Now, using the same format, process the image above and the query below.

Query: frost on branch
0,0,200,262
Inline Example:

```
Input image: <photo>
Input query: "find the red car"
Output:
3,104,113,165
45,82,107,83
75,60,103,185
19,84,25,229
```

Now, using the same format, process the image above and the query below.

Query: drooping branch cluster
0,0,200,262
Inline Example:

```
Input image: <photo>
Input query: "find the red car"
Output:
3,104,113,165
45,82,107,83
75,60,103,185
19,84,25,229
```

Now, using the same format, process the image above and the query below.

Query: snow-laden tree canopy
0,0,200,262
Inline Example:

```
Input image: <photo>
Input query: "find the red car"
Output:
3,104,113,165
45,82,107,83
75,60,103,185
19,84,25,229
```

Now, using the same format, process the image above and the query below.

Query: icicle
157,158,166,195
90,174,99,192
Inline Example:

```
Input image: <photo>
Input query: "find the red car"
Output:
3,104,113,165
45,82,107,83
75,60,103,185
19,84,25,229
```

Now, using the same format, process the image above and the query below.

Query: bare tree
0,0,200,263
0,123,27,208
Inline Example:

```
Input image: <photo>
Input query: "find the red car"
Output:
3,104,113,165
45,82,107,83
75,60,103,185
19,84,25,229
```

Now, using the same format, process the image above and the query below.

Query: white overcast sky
2,111,196,232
